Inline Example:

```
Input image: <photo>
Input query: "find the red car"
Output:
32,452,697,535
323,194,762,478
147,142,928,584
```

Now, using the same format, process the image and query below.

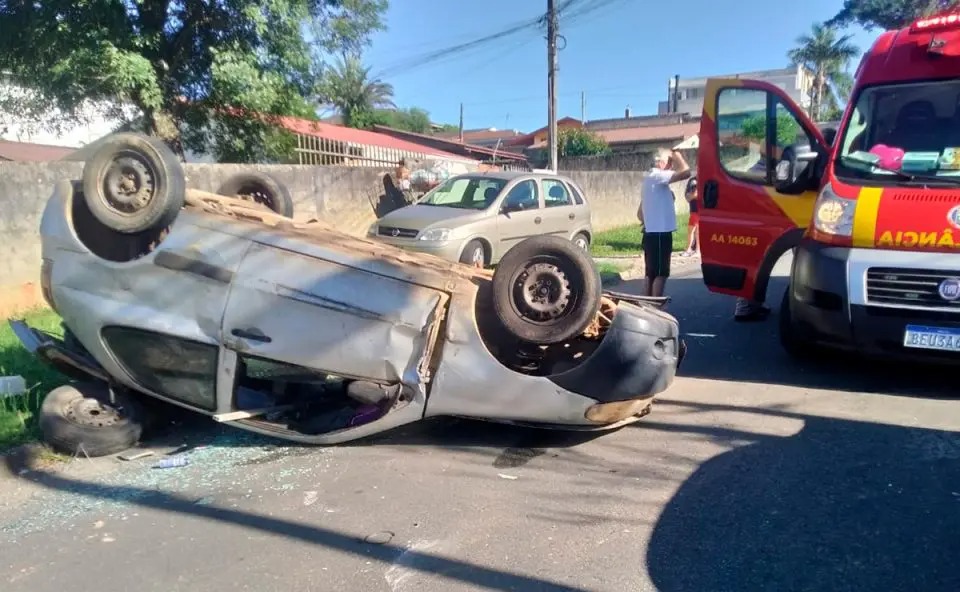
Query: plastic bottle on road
153,456,190,469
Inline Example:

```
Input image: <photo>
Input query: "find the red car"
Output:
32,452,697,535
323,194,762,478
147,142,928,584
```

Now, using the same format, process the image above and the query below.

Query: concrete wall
560,149,699,172
0,162,685,315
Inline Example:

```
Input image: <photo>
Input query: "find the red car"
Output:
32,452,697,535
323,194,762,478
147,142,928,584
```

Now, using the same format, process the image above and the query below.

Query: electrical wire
372,12,548,78
372,0,623,79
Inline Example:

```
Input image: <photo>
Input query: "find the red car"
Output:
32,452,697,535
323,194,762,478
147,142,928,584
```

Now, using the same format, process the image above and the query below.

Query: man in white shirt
637,148,691,297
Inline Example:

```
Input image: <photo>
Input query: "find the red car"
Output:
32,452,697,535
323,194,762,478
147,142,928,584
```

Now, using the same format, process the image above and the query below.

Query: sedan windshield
835,78,960,185
418,176,508,209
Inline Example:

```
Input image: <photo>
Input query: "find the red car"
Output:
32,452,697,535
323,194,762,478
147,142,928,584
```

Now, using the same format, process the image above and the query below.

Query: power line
372,12,547,78
371,0,626,80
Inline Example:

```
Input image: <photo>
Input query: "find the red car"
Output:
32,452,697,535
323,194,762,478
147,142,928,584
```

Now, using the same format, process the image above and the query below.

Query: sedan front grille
866,267,960,312
377,226,418,239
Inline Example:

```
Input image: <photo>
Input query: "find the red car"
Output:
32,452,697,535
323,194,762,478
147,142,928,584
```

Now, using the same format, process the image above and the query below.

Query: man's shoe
734,298,770,322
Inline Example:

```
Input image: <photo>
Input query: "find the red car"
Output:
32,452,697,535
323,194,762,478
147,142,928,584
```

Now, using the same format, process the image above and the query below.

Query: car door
565,178,592,233
495,177,544,257
538,177,579,238
698,78,826,301
220,240,449,396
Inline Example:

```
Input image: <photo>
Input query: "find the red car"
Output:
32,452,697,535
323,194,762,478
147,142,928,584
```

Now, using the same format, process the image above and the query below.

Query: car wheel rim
102,152,157,215
575,237,588,250
513,261,572,321
64,396,124,428
471,247,484,267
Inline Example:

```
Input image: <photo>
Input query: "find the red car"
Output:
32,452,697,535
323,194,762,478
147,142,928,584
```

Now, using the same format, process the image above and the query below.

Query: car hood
378,204,486,230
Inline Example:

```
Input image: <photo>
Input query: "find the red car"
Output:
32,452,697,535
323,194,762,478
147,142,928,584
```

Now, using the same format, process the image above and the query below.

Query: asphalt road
1,258,958,592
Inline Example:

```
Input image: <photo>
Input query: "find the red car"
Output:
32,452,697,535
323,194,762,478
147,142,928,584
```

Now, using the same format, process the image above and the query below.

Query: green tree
318,54,396,128
740,113,801,146
788,22,860,121
827,0,958,31
558,127,610,157
0,0,387,162
821,70,855,121
367,107,433,133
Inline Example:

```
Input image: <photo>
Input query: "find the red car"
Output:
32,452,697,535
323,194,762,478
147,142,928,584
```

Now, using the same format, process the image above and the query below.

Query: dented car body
13,175,685,447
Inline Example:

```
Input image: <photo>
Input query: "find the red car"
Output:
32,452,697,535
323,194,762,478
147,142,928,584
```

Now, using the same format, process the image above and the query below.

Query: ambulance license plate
903,325,960,352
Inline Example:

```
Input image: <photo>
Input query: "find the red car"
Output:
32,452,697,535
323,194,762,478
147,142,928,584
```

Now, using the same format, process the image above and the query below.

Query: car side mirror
775,144,819,194
501,201,524,214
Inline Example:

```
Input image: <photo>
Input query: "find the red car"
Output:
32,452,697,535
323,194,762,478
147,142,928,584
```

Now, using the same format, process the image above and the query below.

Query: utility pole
547,0,558,172
672,74,680,114
458,102,464,142
581,91,586,123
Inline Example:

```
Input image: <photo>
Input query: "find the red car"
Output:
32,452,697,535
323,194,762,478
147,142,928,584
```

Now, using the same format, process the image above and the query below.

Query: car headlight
813,184,856,237
419,228,451,241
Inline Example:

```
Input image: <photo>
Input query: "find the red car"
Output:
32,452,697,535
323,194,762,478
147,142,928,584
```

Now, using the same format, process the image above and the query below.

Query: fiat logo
939,278,960,301
948,205,960,230
391,228,400,237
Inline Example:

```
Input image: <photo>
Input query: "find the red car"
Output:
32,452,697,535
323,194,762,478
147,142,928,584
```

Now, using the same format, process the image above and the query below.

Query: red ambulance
696,11,960,362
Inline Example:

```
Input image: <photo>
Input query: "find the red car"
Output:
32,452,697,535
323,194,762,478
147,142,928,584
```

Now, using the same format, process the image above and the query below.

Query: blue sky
361,0,879,132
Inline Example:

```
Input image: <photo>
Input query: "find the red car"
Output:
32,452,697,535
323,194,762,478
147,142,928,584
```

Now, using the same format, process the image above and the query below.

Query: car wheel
459,240,487,268
779,287,818,360
217,172,295,218
81,133,186,234
39,382,146,457
572,232,590,251
492,235,602,345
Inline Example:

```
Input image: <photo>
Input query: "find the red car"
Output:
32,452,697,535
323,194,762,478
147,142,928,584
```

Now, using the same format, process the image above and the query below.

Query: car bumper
369,234,465,262
790,238,960,364
550,299,684,419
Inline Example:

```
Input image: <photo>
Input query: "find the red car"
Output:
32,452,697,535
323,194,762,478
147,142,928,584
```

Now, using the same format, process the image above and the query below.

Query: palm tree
319,54,396,127
787,23,860,121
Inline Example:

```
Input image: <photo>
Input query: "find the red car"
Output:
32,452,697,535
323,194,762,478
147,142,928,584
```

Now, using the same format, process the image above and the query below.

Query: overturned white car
11,133,686,456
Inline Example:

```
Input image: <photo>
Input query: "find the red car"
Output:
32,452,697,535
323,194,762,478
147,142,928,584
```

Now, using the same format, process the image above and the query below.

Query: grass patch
0,308,67,450
591,214,689,258
596,261,630,284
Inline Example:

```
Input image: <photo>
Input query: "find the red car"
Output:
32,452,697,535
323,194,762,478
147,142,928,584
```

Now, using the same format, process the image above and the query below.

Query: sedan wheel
573,234,589,251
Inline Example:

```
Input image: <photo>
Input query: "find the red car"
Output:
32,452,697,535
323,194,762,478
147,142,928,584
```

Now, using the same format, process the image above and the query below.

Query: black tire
572,232,590,251
492,235,602,345
779,286,818,360
81,133,186,234
217,172,295,217
39,382,145,457
459,239,487,267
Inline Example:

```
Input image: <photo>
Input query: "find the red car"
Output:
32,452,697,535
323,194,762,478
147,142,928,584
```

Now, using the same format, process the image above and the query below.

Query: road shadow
1,453,590,592
644,402,960,592
616,273,956,398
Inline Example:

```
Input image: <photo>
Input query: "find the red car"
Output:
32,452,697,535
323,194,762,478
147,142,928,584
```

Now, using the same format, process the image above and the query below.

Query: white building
658,66,815,116
0,76,139,148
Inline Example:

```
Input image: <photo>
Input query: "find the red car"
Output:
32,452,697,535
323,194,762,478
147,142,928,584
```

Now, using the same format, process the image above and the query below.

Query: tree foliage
0,0,388,162
558,127,610,157
740,113,801,146
350,107,434,133
318,54,396,128
787,22,860,121
827,0,958,31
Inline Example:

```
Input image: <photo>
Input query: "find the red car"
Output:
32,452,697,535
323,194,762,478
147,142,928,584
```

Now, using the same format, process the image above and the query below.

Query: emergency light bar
911,12,960,33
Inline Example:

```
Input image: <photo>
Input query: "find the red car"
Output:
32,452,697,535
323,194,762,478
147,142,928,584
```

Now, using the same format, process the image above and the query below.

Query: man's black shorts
642,231,673,279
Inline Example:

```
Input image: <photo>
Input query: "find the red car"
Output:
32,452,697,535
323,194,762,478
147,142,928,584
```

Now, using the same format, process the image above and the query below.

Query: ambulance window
774,101,810,150
716,88,770,184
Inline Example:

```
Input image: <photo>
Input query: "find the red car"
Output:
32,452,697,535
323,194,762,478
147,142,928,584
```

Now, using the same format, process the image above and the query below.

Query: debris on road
363,530,395,545
498,473,519,480
117,451,154,461
153,456,189,469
